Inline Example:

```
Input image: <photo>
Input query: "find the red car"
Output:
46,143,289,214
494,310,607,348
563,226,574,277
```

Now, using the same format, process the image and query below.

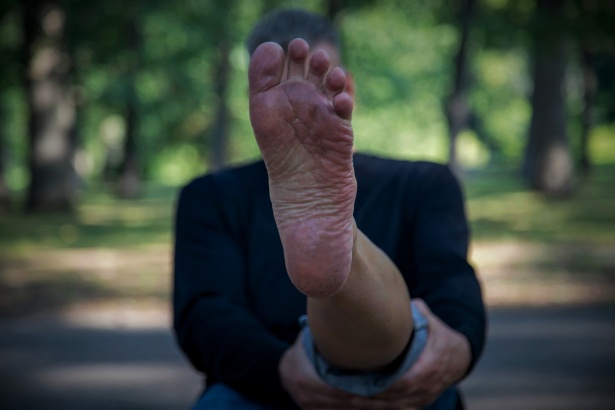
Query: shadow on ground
460,304,615,410
1,304,614,409
0,315,201,410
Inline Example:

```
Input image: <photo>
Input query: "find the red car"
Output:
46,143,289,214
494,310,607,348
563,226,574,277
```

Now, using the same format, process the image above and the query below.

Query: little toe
249,42,285,94
333,92,353,120
306,49,330,90
287,38,309,80
325,67,347,99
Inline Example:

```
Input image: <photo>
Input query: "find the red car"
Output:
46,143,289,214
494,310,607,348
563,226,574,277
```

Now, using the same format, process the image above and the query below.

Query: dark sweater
173,153,486,406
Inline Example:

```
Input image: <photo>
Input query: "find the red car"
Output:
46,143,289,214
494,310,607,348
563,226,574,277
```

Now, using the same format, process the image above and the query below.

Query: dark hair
247,9,340,57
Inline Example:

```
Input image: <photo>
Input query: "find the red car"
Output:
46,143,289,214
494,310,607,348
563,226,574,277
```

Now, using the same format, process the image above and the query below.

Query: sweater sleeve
172,177,292,405
410,165,486,376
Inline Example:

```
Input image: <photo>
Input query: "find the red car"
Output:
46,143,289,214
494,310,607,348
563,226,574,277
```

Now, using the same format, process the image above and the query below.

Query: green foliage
589,125,615,165
334,3,457,162
0,184,175,253
469,48,532,163
466,164,615,243
0,0,613,195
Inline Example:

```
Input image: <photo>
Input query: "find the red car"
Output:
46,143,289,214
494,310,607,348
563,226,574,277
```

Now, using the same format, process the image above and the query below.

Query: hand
279,333,356,409
279,334,387,409
372,299,471,409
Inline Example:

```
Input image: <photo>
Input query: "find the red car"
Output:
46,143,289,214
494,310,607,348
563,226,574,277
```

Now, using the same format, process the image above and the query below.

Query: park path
0,303,614,410
460,305,615,410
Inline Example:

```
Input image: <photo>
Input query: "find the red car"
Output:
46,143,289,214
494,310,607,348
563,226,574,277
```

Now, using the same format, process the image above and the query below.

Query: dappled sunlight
472,240,615,306
0,245,171,317
466,164,615,243
58,299,171,329
1,165,613,319
34,363,188,388
589,124,615,165
462,164,615,306
78,202,173,227
0,185,177,318
1,245,170,278
0,197,174,252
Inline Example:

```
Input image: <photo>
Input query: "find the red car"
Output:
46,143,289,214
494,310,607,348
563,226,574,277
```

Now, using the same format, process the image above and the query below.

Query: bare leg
249,39,412,370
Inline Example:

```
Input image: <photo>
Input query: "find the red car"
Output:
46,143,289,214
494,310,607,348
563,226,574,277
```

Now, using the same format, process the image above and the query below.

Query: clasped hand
278,300,470,410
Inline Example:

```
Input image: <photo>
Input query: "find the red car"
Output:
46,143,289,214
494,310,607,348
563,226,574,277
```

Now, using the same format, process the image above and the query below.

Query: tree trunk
523,0,573,197
445,0,475,176
468,110,502,160
0,99,11,211
327,0,346,20
579,47,597,178
209,41,230,170
118,96,140,198
22,0,76,212
117,15,141,199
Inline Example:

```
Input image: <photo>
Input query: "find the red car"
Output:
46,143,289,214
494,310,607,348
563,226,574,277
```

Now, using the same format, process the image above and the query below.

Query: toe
249,42,285,94
325,67,347,98
307,49,330,90
287,38,309,80
333,92,353,120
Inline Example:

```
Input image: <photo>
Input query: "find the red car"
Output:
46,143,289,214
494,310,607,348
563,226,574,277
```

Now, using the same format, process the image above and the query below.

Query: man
174,8,486,410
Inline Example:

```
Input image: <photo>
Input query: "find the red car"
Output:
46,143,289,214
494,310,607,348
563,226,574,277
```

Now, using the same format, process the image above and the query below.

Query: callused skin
249,38,356,298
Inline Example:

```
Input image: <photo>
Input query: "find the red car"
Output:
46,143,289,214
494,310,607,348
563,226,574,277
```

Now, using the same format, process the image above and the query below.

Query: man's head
247,9,341,58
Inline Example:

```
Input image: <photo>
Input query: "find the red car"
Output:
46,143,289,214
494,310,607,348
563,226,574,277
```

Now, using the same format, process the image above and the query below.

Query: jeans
301,301,430,397
193,383,461,410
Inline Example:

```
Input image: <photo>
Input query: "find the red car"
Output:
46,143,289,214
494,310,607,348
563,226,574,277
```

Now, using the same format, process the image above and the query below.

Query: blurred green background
0,0,614,315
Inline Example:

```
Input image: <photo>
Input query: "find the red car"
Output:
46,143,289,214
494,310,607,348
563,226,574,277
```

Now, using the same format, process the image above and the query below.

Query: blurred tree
200,0,237,170
2,0,610,197
0,101,10,210
326,0,349,19
209,34,231,170
462,0,533,166
571,0,615,177
210,41,230,170
579,46,598,178
117,10,142,199
523,0,574,197
64,0,173,194
0,2,18,210
445,0,476,175
22,0,76,211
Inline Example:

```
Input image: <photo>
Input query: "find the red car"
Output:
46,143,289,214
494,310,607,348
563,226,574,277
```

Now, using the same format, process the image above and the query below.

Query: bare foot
249,38,356,298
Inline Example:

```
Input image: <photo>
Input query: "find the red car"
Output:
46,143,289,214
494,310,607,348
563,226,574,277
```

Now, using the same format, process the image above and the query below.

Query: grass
0,184,177,253
0,164,614,317
465,164,615,244
0,184,177,317
464,163,615,306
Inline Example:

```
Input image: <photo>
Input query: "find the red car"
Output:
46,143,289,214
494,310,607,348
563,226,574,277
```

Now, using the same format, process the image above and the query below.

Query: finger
306,48,330,89
287,38,309,79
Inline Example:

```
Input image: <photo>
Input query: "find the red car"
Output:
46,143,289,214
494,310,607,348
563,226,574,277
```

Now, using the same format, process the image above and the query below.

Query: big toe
249,42,285,94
